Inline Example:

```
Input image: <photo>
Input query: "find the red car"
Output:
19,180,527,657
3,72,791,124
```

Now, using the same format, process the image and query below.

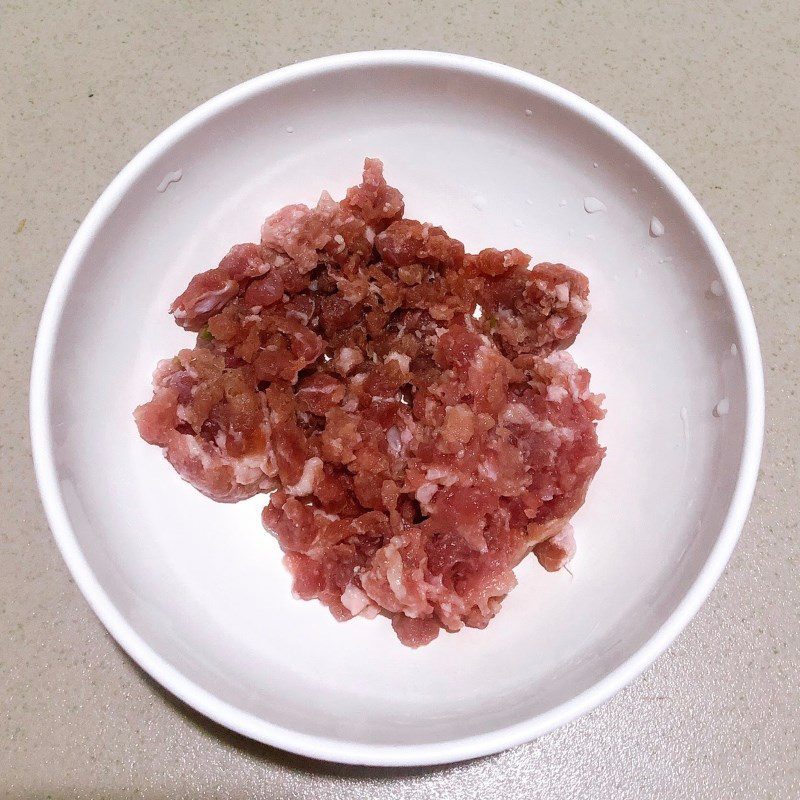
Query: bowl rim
29,49,765,767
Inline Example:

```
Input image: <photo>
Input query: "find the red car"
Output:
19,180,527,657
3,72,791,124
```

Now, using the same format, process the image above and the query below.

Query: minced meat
135,159,605,647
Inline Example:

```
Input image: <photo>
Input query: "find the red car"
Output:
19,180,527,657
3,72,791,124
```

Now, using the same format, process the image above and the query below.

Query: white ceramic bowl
30,51,764,766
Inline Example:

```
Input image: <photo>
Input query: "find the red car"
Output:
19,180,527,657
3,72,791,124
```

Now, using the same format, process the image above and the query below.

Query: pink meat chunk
135,158,605,645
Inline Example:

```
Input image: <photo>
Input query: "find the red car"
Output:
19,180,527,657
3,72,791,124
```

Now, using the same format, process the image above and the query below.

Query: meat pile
135,159,605,647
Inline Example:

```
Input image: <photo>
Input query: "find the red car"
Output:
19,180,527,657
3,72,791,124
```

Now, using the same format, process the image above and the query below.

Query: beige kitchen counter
1,2,797,797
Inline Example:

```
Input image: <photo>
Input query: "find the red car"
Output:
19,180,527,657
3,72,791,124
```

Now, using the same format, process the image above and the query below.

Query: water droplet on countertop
583,196,606,213
710,280,723,296
593,161,599,168
472,194,488,211
713,398,730,417
649,217,665,237
156,170,182,193
526,198,533,206
514,218,523,228
285,125,294,133
730,343,739,357
558,199,567,207
631,187,639,194
659,256,673,264
586,233,596,241
524,108,533,117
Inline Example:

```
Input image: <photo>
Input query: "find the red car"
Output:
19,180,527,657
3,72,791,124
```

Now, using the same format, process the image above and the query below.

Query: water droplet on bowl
586,233,596,241
713,398,730,417
514,218,523,228
649,217,665,237
710,280,723,296
285,125,295,133
524,108,533,117
472,194,488,211
593,161,599,168
730,343,739,357
156,170,182,193
558,199,567,207
583,197,606,213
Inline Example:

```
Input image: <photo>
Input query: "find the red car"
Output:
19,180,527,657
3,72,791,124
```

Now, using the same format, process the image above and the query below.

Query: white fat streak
231,450,270,484
385,540,407,601
415,482,438,508
341,583,371,616
478,459,498,481
385,351,411,371
501,403,538,425
545,351,590,400
387,426,402,456
191,280,237,315
570,294,589,314
424,467,459,486
285,457,323,496
336,347,363,374
547,385,569,402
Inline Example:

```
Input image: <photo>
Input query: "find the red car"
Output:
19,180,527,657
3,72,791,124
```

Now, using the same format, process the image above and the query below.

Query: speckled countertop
1,2,798,798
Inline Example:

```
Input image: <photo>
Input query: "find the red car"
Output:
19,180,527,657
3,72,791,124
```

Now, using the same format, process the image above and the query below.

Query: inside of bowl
41,57,750,752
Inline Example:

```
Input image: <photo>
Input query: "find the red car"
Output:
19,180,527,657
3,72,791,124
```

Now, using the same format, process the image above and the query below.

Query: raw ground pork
135,159,605,647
